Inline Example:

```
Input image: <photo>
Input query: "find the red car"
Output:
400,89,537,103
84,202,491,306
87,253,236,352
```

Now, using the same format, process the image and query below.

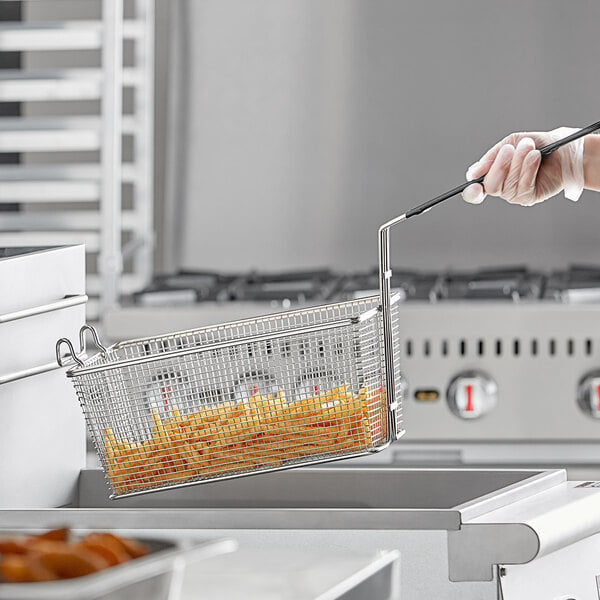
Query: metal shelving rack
0,0,154,321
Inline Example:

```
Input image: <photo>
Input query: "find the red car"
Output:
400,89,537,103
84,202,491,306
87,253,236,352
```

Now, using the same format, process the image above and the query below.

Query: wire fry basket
57,221,405,499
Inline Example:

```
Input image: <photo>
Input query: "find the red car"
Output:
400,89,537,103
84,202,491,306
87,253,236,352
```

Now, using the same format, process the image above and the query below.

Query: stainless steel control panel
398,302,600,441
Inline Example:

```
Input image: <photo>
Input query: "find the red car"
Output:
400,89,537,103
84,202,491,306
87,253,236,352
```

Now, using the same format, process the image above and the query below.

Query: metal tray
0,535,236,600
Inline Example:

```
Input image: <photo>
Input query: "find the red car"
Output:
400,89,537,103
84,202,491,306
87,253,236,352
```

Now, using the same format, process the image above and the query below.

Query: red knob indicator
465,384,474,412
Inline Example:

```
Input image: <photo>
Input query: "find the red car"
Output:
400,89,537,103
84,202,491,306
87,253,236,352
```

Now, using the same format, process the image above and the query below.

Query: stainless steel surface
0,535,236,600
0,245,86,508
498,530,600,600
74,467,559,526
59,291,403,497
5,467,600,599
449,479,600,593
396,302,600,442
187,548,399,600
0,245,85,314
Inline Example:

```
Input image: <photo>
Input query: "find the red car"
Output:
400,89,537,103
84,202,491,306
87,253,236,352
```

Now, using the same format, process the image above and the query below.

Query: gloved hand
462,127,585,206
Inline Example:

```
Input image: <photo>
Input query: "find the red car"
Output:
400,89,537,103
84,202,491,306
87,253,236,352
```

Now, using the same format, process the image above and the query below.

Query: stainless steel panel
187,547,399,600
0,369,86,508
397,302,600,441
0,245,86,508
70,467,558,533
0,245,84,314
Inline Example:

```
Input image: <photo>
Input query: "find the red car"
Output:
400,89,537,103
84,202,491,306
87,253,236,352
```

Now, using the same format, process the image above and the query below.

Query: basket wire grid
57,222,405,498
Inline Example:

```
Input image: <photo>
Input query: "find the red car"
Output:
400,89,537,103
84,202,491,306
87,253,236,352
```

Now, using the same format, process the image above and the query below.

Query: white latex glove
462,127,585,206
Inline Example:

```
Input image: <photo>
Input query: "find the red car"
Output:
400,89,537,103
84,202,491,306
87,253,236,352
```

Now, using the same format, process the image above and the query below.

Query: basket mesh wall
70,296,403,497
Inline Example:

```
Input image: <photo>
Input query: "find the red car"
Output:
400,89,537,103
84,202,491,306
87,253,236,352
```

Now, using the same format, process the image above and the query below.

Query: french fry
104,385,387,492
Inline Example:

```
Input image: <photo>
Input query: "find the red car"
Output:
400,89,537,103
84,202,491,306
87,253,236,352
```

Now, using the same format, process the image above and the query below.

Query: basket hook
56,338,84,368
79,324,108,356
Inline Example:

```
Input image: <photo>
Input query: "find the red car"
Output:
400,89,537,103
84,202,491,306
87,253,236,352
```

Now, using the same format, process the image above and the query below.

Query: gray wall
167,0,600,274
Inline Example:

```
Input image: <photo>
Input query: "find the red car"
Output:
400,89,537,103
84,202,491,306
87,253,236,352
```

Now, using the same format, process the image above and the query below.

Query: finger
483,144,515,196
466,144,502,180
462,182,486,204
466,134,517,180
515,149,541,205
502,137,536,199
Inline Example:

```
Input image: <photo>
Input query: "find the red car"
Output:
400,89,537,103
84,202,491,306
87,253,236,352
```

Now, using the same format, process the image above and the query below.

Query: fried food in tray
0,529,150,583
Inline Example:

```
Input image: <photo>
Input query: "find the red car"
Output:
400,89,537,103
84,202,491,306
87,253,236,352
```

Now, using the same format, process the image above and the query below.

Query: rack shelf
0,0,155,322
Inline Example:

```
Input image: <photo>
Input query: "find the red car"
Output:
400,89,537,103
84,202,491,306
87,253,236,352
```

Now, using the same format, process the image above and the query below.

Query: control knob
447,371,497,419
577,371,600,419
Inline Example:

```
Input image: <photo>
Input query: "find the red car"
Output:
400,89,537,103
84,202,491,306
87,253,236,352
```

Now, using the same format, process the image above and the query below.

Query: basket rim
65,293,402,378
115,294,385,350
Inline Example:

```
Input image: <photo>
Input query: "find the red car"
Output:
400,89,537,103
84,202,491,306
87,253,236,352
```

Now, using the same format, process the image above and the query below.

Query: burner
338,269,434,301
294,367,346,401
133,265,600,308
134,271,236,306
439,267,544,301
230,371,280,403
545,265,600,302
217,270,340,305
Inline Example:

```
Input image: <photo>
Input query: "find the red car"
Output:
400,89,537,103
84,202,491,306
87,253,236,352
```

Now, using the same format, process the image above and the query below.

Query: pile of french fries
0,528,149,583
104,385,386,495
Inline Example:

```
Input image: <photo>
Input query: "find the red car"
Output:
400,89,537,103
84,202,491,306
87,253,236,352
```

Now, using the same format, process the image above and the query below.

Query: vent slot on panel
477,339,484,356
402,336,593,359
495,339,502,356
531,339,538,356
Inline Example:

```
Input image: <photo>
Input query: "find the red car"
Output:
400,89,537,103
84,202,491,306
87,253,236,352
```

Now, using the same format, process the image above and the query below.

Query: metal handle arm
378,222,403,440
